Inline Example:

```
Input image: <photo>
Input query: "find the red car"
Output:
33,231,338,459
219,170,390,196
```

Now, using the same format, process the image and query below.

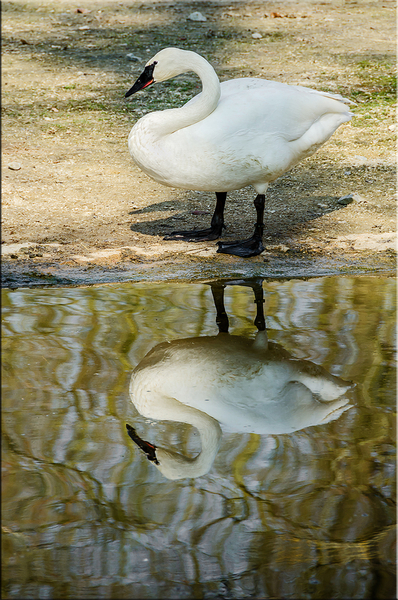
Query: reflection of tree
1,277,396,598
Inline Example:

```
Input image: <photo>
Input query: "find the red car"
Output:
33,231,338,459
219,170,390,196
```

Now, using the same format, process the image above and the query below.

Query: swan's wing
276,381,353,432
283,84,355,106
184,77,354,109
183,78,353,150
219,78,354,106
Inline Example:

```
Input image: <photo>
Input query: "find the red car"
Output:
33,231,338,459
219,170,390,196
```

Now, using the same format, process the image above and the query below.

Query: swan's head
125,48,201,98
126,423,159,464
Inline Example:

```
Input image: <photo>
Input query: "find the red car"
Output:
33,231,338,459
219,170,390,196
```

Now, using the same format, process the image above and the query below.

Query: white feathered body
128,78,353,193
130,334,352,435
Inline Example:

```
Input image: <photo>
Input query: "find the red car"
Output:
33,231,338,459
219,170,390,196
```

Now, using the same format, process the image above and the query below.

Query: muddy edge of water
1,252,396,289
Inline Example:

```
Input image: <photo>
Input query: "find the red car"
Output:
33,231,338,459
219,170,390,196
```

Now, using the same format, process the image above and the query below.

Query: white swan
126,281,353,480
125,47,354,257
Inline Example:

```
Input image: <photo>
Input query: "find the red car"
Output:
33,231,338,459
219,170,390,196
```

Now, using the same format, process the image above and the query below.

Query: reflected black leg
210,282,229,333
217,194,265,257
252,281,266,331
164,192,227,242
209,277,266,334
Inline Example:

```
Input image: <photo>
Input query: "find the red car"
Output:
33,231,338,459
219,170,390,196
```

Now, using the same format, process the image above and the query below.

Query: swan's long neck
136,393,222,480
149,53,221,137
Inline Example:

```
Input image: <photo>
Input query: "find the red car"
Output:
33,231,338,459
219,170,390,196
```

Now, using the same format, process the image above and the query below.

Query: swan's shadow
127,181,353,242
126,278,354,480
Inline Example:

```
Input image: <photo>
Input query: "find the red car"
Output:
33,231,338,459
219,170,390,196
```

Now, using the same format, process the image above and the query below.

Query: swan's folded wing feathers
188,79,353,147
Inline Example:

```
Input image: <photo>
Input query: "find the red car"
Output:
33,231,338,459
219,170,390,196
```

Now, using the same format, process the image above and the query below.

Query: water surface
2,276,396,599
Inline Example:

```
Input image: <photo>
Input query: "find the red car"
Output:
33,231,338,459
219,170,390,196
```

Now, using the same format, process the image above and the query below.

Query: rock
126,53,142,62
78,26,90,31
388,124,395,131
121,248,143,262
252,32,262,39
265,244,289,253
1,242,36,256
8,162,22,171
352,155,368,165
337,194,354,206
335,232,397,252
188,12,207,22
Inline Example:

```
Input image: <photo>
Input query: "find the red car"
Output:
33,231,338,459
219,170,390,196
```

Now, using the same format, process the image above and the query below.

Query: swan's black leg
217,194,265,257
164,192,227,242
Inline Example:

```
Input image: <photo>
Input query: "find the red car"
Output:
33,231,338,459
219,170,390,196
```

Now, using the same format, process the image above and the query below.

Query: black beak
125,62,157,98
126,423,159,464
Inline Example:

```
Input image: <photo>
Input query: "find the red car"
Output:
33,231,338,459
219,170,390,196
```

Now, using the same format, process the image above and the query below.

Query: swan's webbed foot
164,225,223,242
164,191,227,243
216,235,264,257
217,194,266,257
126,423,159,465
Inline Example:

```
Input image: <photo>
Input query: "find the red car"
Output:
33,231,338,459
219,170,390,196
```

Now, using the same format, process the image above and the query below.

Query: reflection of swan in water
127,279,353,480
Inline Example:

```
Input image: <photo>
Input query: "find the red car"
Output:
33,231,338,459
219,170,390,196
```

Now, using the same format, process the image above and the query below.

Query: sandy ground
1,0,396,286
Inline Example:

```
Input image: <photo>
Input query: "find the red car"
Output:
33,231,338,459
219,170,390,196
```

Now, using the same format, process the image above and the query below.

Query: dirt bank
2,0,396,286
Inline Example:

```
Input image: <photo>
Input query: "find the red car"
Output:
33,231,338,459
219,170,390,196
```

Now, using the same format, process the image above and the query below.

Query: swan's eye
145,61,157,73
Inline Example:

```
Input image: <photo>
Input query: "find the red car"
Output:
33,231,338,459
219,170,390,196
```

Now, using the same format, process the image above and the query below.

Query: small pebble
126,54,141,62
8,162,22,171
188,11,207,21
388,124,395,131
252,32,263,39
337,194,354,206
353,155,368,164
